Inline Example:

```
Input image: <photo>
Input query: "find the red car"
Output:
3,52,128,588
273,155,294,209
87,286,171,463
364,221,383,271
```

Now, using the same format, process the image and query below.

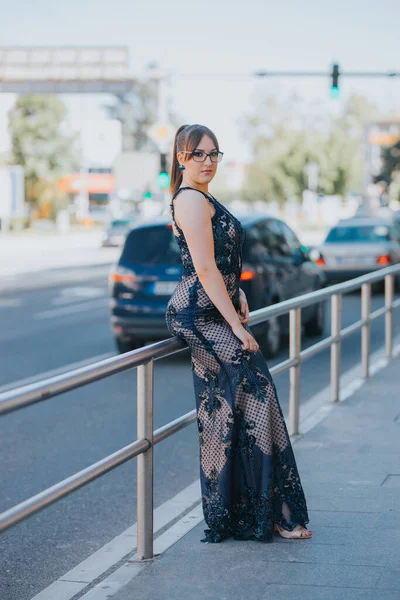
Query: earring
179,164,185,171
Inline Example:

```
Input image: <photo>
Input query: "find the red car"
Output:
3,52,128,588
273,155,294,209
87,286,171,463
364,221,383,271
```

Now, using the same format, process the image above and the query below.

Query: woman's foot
274,524,312,539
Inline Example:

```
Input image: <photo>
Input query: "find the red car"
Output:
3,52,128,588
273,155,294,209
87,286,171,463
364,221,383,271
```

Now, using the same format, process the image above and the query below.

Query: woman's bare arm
173,189,241,328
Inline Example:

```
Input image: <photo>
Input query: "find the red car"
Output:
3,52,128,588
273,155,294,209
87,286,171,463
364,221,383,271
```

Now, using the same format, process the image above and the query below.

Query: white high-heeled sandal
274,524,312,539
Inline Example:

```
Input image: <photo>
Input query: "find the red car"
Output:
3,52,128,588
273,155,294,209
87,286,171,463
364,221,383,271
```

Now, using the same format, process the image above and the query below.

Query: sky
0,0,399,163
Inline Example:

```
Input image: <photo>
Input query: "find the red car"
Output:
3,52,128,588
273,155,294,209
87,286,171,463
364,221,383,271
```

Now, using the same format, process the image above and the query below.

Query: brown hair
170,124,220,196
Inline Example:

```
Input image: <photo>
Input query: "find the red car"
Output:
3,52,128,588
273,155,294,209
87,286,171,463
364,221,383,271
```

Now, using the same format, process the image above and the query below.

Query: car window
278,221,302,252
121,225,181,265
260,219,291,257
110,219,131,227
242,225,269,263
390,225,400,242
325,225,391,243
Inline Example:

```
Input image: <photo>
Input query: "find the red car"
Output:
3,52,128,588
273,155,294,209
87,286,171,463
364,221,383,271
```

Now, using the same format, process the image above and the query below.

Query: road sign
147,122,175,152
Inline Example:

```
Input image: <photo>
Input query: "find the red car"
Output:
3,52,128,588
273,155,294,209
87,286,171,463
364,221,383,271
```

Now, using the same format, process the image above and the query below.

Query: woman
165,124,312,543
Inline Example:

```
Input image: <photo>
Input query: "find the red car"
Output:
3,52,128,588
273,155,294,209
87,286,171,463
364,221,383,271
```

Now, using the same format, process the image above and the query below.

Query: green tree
103,80,158,152
102,66,180,152
376,140,400,184
374,139,400,203
8,95,79,213
239,93,377,205
324,95,378,194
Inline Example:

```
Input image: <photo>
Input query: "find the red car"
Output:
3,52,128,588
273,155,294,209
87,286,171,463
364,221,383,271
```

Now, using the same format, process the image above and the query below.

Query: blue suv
110,213,326,357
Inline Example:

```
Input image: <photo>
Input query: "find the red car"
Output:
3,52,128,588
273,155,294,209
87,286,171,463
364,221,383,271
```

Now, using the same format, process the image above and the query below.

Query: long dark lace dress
165,186,310,543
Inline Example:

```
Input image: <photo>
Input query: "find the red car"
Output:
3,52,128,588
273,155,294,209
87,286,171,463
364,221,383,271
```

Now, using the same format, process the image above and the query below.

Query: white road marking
80,505,204,600
34,298,109,320
0,352,114,394
52,286,107,306
0,297,23,308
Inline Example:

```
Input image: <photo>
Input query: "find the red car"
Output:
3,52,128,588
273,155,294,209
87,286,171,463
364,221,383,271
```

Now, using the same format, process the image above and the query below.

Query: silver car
311,217,400,286
101,218,136,247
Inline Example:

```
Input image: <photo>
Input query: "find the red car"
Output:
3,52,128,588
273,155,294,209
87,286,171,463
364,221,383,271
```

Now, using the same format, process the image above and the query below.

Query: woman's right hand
231,322,259,353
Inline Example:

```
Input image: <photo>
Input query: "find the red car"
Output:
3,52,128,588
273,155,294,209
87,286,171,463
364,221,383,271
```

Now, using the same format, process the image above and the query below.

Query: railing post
385,274,394,361
361,283,371,379
330,294,342,402
288,307,301,436
136,359,154,560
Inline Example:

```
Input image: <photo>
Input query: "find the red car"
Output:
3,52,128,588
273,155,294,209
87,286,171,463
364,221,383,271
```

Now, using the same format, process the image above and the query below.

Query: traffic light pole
179,67,399,93
177,66,400,103
160,153,167,173
179,69,400,79
255,67,400,99
254,70,400,78
145,70,173,209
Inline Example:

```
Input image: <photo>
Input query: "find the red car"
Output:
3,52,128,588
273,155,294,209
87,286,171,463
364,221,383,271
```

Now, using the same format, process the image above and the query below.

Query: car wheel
261,315,281,358
115,337,142,354
304,299,325,337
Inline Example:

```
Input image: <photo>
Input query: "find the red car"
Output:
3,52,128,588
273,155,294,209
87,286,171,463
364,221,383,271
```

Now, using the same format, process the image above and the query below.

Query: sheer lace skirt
166,308,310,543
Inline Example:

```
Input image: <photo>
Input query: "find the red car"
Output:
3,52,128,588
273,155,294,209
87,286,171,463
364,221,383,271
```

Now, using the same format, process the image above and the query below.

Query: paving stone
376,567,400,590
257,584,376,600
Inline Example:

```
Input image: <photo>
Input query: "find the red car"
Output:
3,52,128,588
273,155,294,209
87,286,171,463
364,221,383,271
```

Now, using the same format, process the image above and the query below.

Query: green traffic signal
330,63,340,98
330,86,340,99
157,171,170,189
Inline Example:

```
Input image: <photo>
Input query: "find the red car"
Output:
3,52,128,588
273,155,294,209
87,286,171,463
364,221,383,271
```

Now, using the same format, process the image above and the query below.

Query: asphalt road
0,277,399,600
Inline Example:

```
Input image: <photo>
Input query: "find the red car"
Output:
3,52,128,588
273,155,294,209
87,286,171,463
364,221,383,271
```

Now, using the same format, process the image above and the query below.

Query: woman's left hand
238,289,249,324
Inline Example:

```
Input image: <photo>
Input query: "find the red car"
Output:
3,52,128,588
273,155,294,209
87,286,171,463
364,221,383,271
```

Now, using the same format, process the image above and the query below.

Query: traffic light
157,172,170,188
157,153,170,189
330,64,340,98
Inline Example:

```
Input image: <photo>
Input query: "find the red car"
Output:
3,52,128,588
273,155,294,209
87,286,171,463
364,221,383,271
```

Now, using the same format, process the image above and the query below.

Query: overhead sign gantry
0,46,134,94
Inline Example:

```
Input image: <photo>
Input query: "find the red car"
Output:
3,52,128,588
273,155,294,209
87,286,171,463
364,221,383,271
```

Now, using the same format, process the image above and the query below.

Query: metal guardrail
1,265,400,560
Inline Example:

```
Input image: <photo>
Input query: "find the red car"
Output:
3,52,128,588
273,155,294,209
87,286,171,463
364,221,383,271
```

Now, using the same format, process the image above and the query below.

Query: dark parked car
110,214,327,357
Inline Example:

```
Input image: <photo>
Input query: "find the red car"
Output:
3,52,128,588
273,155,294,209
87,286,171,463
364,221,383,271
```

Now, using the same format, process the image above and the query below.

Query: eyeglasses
182,150,224,163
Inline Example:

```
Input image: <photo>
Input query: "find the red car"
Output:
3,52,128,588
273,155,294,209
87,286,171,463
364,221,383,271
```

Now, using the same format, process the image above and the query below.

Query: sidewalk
110,358,400,600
